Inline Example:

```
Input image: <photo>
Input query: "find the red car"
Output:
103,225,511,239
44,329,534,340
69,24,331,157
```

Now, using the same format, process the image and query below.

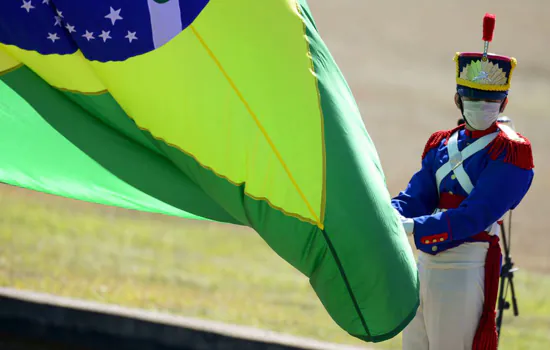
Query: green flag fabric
0,0,418,342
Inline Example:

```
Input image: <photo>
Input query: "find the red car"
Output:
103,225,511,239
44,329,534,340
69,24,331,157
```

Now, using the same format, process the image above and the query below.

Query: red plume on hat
482,13,496,60
483,13,496,41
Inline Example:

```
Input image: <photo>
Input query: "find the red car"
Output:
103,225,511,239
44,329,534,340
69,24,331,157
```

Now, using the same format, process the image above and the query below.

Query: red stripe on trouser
471,232,501,350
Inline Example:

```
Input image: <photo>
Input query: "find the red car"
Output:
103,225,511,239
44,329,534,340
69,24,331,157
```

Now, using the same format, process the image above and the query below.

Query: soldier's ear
454,93,463,110
500,97,508,113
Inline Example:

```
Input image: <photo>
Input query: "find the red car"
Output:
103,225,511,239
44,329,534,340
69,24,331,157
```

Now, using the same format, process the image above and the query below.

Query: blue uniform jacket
392,123,535,255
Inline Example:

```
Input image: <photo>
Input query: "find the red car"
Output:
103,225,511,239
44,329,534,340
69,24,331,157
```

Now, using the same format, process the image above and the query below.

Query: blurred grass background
1,186,549,349
1,0,549,349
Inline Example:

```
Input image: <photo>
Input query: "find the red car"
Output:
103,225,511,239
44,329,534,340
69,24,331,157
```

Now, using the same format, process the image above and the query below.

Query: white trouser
402,242,489,350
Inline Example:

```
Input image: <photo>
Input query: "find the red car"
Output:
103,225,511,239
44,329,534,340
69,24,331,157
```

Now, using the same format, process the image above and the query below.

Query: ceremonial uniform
392,14,535,350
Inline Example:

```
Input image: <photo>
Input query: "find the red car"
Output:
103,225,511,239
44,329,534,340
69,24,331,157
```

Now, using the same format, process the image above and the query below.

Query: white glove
394,208,414,236
401,217,414,236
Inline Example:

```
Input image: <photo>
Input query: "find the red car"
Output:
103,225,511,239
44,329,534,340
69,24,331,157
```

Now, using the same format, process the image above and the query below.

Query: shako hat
454,13,516,100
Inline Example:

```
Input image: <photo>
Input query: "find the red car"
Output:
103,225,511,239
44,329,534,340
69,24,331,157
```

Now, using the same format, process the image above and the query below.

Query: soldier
392,14,535,350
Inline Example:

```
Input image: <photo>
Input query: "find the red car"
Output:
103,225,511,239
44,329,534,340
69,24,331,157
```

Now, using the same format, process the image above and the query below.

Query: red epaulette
421,124,464,160
486,123,534,170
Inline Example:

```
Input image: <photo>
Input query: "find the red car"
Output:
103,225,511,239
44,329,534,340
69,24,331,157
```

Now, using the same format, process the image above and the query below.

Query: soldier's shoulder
421,125,463,160
486,122,534,170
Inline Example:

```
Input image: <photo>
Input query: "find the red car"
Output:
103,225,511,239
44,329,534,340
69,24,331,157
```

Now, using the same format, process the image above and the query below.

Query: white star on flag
125,31,138,43
21,0,35,13
42,0,49,4
54,16,62,26
65,23,76,33
56,9,63,18
99,30,112,42
82,30,95,41
47,33,60,42
105,7,123,26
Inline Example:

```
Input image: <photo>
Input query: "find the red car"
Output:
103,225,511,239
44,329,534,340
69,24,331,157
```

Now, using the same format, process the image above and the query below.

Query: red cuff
420,233,449,245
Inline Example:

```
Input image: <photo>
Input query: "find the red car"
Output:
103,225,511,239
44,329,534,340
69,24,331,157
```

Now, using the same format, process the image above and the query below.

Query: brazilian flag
0,0,419,342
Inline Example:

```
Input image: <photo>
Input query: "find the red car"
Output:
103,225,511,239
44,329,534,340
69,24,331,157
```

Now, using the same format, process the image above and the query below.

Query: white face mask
462,100,501,130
